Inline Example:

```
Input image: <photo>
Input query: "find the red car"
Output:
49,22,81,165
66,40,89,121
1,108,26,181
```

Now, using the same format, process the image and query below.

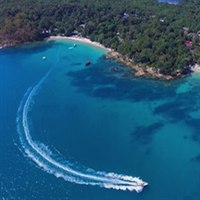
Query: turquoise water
0,40,200,200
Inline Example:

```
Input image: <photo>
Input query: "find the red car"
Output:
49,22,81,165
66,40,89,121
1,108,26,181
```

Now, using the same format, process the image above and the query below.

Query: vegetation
1,0,200,76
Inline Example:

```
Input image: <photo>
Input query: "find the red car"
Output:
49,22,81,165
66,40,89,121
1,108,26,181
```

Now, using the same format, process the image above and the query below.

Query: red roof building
185,41,192,47
184,30,188,34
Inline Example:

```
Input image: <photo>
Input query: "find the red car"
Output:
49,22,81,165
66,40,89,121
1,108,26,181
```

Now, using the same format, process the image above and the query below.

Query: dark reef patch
186,118,200,143
190,154,200,162
154,102,186,121
153,92,197,122
66,57,199,141
131,122,164,145
66,59,177,103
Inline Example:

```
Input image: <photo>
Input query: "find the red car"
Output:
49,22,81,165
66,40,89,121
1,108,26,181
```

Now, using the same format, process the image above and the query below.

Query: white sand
48,36,112,52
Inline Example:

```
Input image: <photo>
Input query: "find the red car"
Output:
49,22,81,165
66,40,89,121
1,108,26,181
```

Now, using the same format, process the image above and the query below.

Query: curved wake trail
16,49,147,193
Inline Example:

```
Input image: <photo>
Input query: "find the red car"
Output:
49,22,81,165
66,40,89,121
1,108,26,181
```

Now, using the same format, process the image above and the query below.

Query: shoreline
107,51,176,80
48,36,112,52
48,36,199,80
2,36,200,79
48,36,174,80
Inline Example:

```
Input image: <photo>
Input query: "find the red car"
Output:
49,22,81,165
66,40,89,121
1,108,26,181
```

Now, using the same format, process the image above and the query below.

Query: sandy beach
48,36,112,52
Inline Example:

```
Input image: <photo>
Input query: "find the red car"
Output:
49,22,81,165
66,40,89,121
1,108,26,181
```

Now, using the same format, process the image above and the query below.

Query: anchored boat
85,60,91,66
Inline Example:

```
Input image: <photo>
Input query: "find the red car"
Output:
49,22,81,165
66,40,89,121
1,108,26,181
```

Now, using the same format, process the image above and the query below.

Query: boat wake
16,48,147,193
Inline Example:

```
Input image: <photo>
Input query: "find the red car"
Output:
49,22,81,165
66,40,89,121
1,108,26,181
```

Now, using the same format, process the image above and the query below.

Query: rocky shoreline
107,51,199,80
107,51,175,80
0,39,35,49
1,37,199,80
0,40,18,49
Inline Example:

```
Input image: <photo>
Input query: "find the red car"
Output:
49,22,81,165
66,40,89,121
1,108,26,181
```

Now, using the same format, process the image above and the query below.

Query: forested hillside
1,0,200,75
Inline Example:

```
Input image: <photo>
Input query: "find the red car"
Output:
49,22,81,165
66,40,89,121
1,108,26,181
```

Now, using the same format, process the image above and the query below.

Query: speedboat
85,60,91,66
141,181,148,186
136,179,148,186
133,177,148,187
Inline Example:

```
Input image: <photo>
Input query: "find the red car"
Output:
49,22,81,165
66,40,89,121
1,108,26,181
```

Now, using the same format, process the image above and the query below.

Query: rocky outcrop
108,51,175,80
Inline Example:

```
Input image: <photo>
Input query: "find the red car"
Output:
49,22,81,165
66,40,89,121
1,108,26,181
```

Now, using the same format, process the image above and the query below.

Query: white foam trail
16,48,147,193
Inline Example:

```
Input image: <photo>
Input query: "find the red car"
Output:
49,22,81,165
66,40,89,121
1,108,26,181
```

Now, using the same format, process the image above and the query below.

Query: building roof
123,13,129,18
185,40,192,47
80,24,85,28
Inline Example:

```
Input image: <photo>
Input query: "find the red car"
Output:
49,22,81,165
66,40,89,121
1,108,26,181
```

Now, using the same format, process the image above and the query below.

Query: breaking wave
16,48,147,193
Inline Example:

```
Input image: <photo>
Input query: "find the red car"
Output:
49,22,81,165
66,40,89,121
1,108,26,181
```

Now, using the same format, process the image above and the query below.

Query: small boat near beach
85,60,91,66
68,44,76,49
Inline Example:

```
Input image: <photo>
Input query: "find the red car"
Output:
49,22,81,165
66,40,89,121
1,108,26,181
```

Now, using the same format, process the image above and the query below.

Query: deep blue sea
0,40,200,200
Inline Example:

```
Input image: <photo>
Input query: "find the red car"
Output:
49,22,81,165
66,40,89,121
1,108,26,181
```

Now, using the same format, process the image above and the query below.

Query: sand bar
48,36,112,52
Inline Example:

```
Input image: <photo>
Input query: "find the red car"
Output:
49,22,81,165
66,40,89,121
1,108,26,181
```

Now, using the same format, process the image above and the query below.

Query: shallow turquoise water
0,40,200,200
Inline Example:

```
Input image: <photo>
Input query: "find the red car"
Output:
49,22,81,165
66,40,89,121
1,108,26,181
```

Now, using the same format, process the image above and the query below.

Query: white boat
133,177,148,187
141,181,148,186
43,56,46,60
136,179,148,186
